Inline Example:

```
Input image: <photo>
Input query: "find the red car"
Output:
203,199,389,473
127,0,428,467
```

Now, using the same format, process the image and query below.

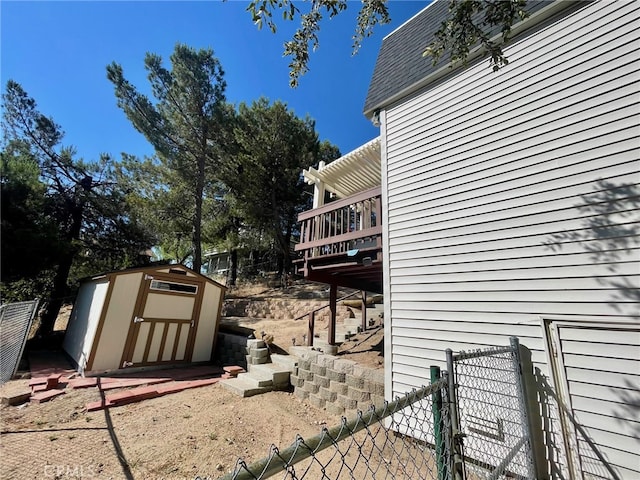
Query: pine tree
107,44,230,273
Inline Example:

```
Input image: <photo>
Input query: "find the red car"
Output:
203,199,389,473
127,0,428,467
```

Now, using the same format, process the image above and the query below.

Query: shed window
150,280,197,294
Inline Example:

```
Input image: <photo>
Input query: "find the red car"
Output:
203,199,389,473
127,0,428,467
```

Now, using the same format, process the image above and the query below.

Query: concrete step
220,377,273,397
236,371,273,388
313,333,347,345
270,354,298,372
246,339,266,352
342,317,364,328
314,328,356,344
248,363,291,388
346,304,384,317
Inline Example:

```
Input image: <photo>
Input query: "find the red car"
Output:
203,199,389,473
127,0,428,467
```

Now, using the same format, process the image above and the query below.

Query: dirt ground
1,383,343,479
0,282,385,479
223,281,385,369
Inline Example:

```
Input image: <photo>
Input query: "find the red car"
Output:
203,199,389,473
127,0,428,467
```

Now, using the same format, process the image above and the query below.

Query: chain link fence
221,338,541,480
447,337,535,480
0,299,39,384
222,378,452,480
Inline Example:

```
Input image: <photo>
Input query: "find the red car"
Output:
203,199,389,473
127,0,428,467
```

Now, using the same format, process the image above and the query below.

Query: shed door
122,274,203,368
546,321,640,479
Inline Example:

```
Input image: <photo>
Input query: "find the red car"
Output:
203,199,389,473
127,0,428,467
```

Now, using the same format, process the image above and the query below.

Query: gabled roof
363,0,558,117
83,263,227,289
303,137,380,199
364,0,449,116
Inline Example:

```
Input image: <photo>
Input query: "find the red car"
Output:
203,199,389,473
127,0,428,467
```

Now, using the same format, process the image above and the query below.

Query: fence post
446,348,464,480
431,366,446,480
510,336,539,480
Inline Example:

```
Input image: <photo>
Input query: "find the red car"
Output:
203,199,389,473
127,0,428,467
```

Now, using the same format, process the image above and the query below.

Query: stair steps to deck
313,302,384,346
270,354,299,372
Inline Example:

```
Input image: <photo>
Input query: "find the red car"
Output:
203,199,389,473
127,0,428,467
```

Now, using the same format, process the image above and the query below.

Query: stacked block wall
223,299,353,323
288,347,385,416
213,332,249,369
245,339,269,366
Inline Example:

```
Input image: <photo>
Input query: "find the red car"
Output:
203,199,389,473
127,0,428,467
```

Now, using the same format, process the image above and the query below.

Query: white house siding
381,0,639,476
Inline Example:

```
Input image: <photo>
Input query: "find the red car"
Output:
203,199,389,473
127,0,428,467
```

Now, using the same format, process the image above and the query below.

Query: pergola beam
302,137,381,200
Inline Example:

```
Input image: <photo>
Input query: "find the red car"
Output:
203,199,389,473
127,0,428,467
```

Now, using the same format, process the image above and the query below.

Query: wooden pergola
295,138,383,347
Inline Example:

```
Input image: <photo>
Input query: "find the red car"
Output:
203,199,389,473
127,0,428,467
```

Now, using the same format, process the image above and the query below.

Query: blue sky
1,1,427,162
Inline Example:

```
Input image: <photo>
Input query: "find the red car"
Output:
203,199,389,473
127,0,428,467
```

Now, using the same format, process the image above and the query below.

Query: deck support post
308,311,315,347
328,283,337,345
361,290,367,332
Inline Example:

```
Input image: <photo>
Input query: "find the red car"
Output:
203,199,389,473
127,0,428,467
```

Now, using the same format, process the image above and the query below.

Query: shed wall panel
63,279,109,371
162,323,178,361
192,282,222,362
147,324,164,363
175,324,189,361
132,322,150,364
91,272,143,371
143,293,194,320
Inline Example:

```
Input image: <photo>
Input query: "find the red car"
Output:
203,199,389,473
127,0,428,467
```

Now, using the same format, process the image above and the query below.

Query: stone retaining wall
223,298,353,322
288,346,385,416
213,332,249,369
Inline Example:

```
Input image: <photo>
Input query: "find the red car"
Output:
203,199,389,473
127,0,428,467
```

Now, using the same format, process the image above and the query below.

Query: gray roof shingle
363,1,449,116
363,0,554,116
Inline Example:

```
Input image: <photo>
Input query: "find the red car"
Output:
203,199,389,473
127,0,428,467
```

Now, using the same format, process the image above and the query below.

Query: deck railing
295,186,382,259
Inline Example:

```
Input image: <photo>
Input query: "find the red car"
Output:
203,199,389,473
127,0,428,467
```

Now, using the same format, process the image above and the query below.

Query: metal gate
222,337,540,480
0,299,39,384
447,337,536,480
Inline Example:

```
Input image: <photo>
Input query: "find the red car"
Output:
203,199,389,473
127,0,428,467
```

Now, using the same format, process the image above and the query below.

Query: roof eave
364,0,573,119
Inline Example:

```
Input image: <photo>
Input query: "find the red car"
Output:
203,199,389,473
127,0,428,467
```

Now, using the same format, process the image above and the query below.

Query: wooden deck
295,186,383,293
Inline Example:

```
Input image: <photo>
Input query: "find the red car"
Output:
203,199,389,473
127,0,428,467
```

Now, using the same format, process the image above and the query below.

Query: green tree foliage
425,0,528,72
1,81,153,335
248,0,528,86
0,141,60,302
226,98,335,274
68,155,156,278
115,154,192,264
107,44,230,273
248,0,389,87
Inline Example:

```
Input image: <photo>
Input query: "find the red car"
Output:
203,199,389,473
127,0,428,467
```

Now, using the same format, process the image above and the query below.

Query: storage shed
63,264,226,374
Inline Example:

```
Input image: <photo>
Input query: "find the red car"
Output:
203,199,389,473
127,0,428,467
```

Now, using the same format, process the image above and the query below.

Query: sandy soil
0,282,385,479
1,382,344,479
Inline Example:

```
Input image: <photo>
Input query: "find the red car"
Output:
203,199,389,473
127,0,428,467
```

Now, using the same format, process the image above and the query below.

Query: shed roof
363,0,556,117
302,137,380,199
82,263,227,289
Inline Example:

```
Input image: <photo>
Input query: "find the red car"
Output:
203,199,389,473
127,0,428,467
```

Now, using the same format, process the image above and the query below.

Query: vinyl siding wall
382,0,639,475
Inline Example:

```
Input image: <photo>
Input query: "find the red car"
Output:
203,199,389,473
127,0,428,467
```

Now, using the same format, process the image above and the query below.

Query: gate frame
446,336,538,480
0,299,40,384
